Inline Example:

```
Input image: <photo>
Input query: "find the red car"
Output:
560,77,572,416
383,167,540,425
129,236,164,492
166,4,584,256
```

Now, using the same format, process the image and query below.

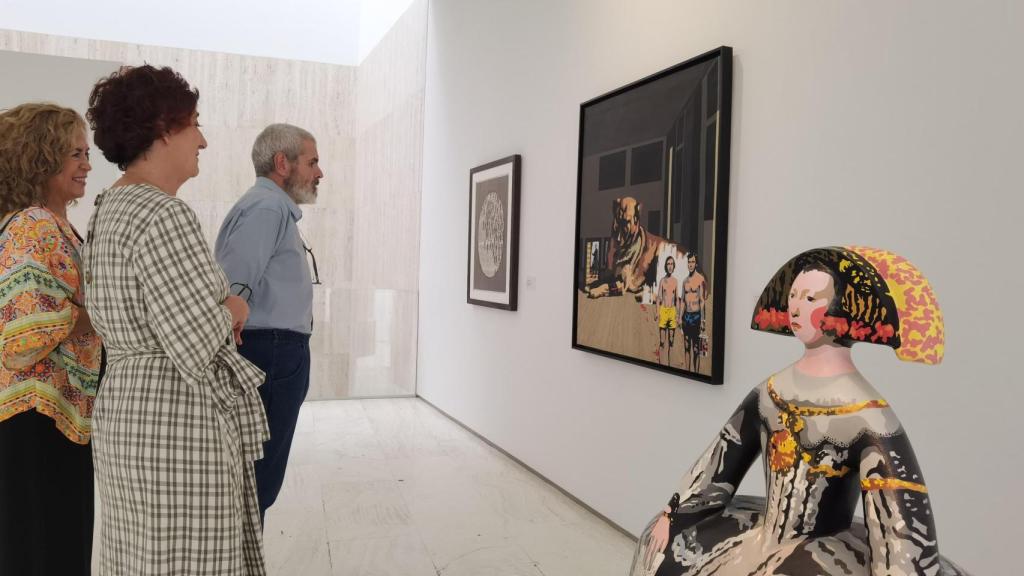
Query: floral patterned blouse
0,207,102,444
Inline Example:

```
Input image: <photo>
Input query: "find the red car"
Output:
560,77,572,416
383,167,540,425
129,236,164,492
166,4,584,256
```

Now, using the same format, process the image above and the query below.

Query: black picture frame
572,47,732,384
467,154,522,310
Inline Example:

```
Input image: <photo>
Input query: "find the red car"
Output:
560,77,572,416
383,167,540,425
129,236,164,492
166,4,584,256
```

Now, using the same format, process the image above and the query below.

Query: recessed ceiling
0,0,415,65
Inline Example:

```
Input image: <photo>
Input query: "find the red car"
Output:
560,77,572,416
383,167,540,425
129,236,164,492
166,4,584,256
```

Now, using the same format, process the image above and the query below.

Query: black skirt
0,409,94,575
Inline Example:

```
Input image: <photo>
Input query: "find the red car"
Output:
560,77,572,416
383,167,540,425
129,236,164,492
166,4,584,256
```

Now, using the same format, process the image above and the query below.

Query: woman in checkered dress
83,65,269,575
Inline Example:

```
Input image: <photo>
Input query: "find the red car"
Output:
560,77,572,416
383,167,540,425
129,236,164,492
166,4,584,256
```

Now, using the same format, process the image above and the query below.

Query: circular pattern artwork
477,192,505,278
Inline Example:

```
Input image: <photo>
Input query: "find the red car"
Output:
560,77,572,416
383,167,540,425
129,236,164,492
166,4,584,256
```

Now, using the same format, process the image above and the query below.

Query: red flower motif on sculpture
849,321,872,340
871,322,895,343
774,310,790,330
755,308,791,331
819,316,849,338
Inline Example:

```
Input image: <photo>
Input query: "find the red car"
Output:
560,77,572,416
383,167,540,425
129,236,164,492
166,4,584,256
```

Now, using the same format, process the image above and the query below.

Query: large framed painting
572,47,732,384
467,154,522,310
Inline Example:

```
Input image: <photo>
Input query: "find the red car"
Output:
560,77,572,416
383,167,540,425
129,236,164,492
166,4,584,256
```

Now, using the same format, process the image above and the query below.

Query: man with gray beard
215,123,323,527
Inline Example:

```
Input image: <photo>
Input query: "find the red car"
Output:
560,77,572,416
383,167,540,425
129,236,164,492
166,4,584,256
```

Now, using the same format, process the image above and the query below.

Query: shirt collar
256,176,303,221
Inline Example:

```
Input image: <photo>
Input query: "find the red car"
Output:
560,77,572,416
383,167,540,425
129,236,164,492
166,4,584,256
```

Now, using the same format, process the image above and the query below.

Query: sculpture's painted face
788,269,835,345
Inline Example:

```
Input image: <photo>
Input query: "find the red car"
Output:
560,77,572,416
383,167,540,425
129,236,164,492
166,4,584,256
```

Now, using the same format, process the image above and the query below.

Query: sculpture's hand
645,512,670,571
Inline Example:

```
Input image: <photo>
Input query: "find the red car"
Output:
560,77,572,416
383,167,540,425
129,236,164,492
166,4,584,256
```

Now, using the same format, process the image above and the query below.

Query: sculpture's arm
860,430,942,576
635,388,763,573
668,388,762,526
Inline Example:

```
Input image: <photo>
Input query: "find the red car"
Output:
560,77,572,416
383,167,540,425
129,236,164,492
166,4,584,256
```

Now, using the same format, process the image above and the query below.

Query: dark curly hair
87,65,199,170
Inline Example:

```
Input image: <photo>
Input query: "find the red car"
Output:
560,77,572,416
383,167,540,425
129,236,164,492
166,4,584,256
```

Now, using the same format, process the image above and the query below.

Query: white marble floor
261,398,637,575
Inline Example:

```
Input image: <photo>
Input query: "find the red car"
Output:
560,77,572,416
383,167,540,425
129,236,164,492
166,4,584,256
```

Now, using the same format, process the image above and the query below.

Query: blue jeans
236,329,311,526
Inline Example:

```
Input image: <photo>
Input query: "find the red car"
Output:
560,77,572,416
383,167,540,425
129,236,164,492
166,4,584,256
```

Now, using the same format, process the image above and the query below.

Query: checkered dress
83,184,270,576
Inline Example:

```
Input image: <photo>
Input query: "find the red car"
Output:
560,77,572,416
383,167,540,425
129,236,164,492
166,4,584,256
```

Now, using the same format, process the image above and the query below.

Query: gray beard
285,179,317,205
292,187,317,204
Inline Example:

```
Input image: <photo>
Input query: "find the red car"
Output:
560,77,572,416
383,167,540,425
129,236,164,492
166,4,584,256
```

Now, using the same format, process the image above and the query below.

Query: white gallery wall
418,1,1023,573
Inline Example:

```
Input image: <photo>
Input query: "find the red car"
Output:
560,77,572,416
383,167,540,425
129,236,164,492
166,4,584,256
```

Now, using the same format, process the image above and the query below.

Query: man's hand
224,295,249,345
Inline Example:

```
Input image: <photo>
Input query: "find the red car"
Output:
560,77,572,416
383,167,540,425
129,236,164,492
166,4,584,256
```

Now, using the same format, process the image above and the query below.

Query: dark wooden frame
571,46,733,384
467,154,522,310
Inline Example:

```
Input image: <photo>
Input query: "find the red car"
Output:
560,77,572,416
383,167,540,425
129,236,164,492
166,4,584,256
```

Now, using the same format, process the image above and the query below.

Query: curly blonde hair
0,103,86,215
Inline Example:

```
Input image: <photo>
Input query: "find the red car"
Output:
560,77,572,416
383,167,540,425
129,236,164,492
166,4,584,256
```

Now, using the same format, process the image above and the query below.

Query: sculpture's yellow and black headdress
751,246,944,365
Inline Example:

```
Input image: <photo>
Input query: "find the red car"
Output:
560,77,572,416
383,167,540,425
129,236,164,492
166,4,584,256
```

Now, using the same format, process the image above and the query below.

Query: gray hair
251,123,315,176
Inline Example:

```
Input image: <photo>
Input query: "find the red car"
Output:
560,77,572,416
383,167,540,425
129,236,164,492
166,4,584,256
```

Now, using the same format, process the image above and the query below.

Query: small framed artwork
572,46,733,384
467,154,522,310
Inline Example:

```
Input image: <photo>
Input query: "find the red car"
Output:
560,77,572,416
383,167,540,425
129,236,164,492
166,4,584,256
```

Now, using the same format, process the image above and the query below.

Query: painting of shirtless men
572,47,732,384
